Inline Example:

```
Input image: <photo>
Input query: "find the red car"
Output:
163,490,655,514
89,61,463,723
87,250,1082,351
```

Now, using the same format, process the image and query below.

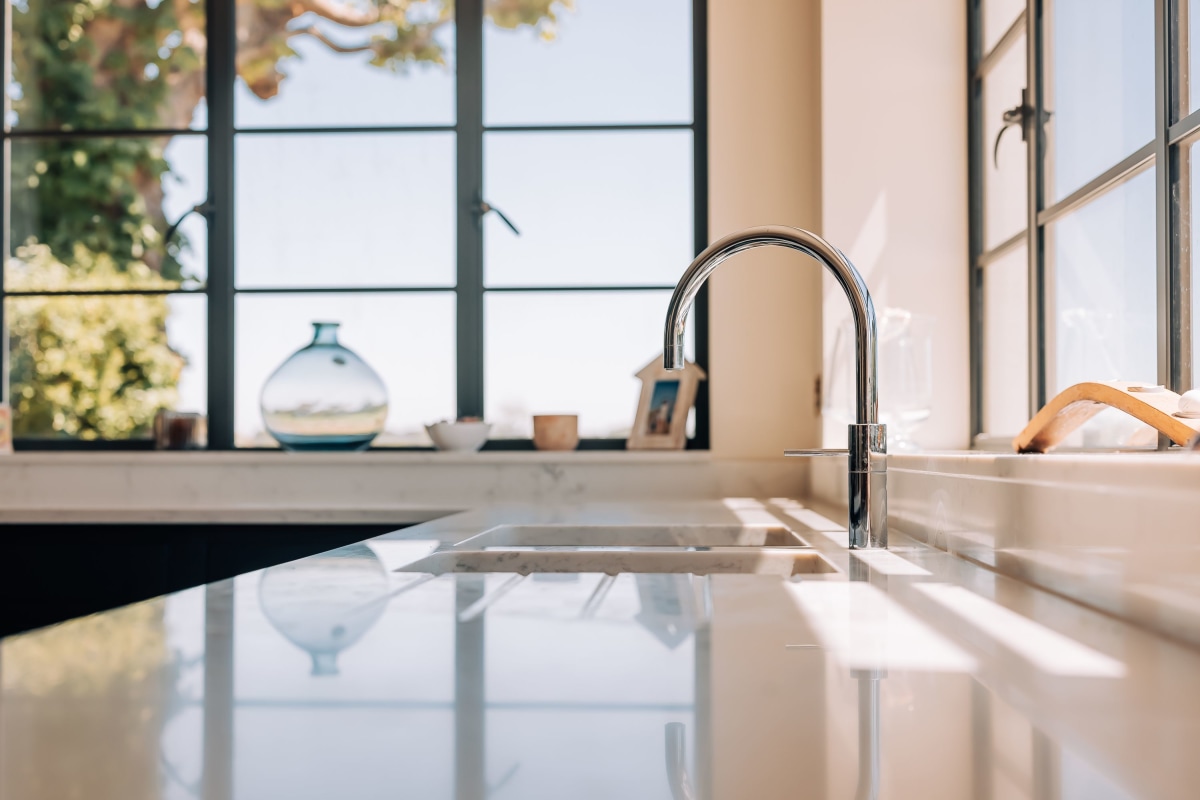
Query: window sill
0,449,714,466
0,449,802,525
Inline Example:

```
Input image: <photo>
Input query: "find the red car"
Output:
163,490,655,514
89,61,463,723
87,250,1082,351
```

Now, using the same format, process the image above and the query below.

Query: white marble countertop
0,498,1195,799
0,451,804,523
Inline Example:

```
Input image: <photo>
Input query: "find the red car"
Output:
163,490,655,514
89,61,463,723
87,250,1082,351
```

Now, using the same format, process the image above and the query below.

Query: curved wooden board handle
1013,380,1200,453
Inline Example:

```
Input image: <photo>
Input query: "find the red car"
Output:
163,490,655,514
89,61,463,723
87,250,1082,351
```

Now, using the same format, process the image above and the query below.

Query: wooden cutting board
1013,380,1200,453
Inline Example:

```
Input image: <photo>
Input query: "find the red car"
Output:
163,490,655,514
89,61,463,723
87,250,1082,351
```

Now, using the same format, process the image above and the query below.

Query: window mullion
969,0,986,440
1027,0,1048,418
1,0,9,409
206,0,237,450
455,0,485,421
1157,0,1190,397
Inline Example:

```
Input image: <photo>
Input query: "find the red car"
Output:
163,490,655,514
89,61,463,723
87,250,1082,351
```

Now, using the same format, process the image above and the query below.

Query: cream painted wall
707,0,824,462
706,0,967,465
819,0,970,450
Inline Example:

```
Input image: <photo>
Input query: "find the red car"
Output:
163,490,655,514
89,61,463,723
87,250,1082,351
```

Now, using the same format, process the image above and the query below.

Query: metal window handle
476,195,521,236
164,200,215,249
993,89,1031,168
664,722,695,800
992,88,1053,168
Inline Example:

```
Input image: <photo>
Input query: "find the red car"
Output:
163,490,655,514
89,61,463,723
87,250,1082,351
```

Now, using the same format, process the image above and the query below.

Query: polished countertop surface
1,499,1195,799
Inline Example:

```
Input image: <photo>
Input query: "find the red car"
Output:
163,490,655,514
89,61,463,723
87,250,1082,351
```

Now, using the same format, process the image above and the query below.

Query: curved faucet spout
664,225,878,425
662,225,887,549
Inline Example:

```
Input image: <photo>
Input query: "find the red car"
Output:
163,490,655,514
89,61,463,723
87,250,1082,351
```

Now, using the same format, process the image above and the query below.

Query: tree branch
292,26,376,54
291,0,383,28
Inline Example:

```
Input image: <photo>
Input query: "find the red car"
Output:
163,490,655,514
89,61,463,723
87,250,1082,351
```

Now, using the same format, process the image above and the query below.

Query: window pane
983,0,1026,54
983,33,1028,249
1187,0,1200,116
9,0,207,131
235,4,454,127
235,293,455,447
235,134,455,288
7,293,206,439
484,132,693,287
485,292,694,438
1191,139,1200,382
1043,0,1154,202
7,136,207,292
484,0,691,125
1048,168,1157,393
983,246,1029,435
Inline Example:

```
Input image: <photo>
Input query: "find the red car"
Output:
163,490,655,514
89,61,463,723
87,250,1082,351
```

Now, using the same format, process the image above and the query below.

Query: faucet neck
663,226,878,425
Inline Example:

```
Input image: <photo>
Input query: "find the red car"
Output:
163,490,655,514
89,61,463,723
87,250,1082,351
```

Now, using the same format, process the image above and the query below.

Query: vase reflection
257,543,390,676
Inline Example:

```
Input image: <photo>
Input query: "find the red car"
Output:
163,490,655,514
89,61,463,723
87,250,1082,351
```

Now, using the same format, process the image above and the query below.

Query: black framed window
1,0,708,450
969,0,1192,448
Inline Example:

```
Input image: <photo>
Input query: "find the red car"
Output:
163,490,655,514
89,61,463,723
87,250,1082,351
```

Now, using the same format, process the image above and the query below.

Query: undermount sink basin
396,547,836,576
453,523,808,549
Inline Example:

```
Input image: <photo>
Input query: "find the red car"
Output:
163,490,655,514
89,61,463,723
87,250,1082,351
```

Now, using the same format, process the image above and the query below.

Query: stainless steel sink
453,523,808,549
396,547,835,576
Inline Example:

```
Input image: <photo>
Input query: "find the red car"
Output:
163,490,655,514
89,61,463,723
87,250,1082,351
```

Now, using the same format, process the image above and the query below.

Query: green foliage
8,244,184,439
10,137,185,284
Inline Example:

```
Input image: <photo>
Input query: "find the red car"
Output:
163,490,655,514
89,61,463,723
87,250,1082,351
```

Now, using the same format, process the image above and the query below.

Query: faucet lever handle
784,449,850,457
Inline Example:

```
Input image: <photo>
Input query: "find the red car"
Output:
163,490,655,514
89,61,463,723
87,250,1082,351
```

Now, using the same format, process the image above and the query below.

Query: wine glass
823,308,934,452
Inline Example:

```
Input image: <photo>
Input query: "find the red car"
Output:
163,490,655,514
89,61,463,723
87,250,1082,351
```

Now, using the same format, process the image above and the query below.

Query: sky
154,0,695,443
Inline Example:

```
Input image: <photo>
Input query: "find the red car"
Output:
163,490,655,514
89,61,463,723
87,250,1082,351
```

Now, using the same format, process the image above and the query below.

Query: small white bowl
425,421,491,451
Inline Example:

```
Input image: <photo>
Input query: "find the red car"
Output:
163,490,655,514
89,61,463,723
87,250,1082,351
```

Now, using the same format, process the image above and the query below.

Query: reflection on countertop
0,499,1195,799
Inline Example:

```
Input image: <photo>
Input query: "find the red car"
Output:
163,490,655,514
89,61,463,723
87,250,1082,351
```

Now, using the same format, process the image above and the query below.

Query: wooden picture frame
627,357,706,450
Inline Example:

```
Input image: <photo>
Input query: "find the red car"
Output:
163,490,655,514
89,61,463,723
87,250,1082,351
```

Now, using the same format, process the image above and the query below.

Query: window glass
484,132,693,287
1048,168,1157,393
235,2,454,127
235,294,456,447
8,0,207,131
484,0,692,126
235,134,455,289
7,136,207,292
983,0,1026,54
983,33,1028,249
983,246,1030,435
485,291,694,438
1044,0,1154,201
1187,0,1200,116
6,293,207,440
1191,138,1200,383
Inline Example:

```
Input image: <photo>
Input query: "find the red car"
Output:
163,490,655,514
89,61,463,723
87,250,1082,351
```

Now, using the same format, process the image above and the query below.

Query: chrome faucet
663,225,887,549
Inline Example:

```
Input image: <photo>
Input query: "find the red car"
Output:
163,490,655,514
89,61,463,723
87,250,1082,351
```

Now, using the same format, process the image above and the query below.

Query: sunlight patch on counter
785,582,977,673
914,583,1126,678
721,497,784,526
850,550,932,576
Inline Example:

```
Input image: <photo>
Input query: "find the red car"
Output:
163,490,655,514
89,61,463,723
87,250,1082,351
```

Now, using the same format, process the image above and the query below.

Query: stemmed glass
824,308,934,452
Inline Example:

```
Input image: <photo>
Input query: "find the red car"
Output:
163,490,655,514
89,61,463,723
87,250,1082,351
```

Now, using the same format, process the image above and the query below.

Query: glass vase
260,321,388,451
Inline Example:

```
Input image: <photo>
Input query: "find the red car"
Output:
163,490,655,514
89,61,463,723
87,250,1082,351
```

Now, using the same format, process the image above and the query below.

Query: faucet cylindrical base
848,424,887,549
